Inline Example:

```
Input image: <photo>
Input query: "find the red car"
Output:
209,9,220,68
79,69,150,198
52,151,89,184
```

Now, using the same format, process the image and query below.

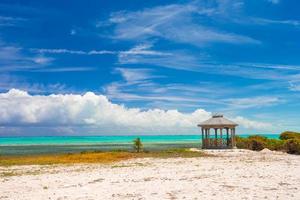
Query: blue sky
0,0,299,136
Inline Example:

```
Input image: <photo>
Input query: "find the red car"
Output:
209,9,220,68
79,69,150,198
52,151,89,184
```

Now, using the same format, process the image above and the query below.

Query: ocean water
0,134,279,155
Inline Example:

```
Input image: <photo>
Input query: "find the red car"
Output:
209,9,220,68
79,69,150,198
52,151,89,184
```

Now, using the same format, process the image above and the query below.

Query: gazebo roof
198,114,238,127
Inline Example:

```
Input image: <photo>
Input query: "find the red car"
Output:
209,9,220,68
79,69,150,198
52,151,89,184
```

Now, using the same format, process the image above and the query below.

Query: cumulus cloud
0,89,273,135
0,89,210,127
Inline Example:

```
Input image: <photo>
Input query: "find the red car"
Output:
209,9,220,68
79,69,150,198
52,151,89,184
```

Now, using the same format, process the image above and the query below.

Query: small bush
279,131,300,140
133,137,143,153
284,139,300,155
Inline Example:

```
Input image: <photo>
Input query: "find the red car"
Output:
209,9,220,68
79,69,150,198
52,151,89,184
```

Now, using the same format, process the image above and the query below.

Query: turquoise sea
0,134,279,155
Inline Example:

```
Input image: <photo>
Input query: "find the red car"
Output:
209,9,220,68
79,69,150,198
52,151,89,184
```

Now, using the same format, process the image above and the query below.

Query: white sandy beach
1,149,300,200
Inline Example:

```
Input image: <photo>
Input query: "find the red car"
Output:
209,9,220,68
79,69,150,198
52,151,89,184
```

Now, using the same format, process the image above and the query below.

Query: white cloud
267,0,280,4
0,89,273,135
33,44,204,72
0,15,26,26
0,74,68,93
0,44,94,73
115,68,155,83
32,44,170,58
118,44,204,71
33,44,300,81
70,29,76,35
252,18,300,27
0,40,54,71
225,96,280,109
237,63,300,71
32,67,95,72
32,55,54,65
31,48,116,55
233,116,273,130
103,67,287,113
106,3,259,45
119,43,171,56
104,68,227,108
118,45,300,80
289,81,300,91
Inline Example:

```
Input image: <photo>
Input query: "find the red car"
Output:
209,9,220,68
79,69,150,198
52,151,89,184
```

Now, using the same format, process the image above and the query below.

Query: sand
1,149,299,200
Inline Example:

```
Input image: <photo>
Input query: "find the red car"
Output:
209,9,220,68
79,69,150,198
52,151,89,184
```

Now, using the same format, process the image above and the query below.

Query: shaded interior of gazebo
198,114,238,149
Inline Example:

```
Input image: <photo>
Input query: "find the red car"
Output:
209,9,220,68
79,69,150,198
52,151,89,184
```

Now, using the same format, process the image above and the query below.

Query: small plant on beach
133,137,143,153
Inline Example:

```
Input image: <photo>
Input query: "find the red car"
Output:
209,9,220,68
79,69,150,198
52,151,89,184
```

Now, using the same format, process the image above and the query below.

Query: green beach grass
0,148,208,167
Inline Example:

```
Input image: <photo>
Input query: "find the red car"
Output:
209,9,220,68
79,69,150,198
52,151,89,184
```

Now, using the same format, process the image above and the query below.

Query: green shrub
284,139,300,155
279,131,300,140
236,135,284,151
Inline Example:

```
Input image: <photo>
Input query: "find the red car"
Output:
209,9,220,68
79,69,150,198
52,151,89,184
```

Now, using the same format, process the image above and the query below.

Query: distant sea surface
0,134,279,155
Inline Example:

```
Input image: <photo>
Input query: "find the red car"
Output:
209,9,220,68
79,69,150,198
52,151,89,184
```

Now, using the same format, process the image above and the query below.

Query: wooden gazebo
198,114,238,149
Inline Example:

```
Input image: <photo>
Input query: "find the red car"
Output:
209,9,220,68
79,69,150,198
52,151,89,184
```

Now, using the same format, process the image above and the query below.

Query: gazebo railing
203,138,231,148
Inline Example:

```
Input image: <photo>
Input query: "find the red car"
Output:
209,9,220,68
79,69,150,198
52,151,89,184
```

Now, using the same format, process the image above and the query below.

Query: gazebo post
233,128,236,148
226,128,229,146
207,128,211,147
201,128,204,148
230,128,234,148
204,128,207,148
214,128,217,147
207,128,209,147
220,128,223,148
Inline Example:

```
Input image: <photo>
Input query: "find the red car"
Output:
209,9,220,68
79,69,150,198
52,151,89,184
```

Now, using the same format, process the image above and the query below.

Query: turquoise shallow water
0,134,279,155
0,134,280,145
